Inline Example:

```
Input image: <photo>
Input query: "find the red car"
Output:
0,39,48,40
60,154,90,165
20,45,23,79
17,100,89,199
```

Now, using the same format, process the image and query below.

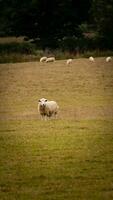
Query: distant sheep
38,98,59,120
66,59,72,65
106,57,112,62
40,56,47,62
46,57,55,62
89,56,95,62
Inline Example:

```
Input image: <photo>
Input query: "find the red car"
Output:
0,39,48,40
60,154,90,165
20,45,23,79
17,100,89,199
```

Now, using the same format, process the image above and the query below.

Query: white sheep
40,56,47,62
38,98,47,120
46,57,55,62
66,59,72,65
89,56,95,62
38,98,59,120
106,57,112,62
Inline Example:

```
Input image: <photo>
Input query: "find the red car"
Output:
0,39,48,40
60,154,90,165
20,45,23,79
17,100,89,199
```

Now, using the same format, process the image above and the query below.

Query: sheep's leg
44,115,47,121
40,115,44,120
40,114,46,120
53,112,58,120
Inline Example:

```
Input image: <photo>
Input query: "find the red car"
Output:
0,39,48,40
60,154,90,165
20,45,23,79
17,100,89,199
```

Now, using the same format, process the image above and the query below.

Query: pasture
0,58,113,200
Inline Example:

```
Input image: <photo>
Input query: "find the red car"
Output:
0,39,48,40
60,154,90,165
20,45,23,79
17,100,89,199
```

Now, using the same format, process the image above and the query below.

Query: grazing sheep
89,56,95,62
66,59,72,65
106,56,112,62
40,56,47,62
38,98,59,120
46,57,55,62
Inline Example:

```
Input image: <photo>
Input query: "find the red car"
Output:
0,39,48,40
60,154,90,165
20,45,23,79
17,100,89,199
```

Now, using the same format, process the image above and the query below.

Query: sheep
66,59,72,65
44,100,59,118
89,56,95,62
106,56,112,62
38,98,47,120
46,57,55,62
40,56,47,62
38,98,59,120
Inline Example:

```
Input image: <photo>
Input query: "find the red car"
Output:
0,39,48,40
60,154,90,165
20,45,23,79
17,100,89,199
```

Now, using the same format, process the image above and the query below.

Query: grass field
0,58,113,200
0,37,25,44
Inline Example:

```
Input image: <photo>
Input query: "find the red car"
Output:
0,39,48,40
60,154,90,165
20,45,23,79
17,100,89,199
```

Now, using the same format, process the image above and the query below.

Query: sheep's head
38,98,48,108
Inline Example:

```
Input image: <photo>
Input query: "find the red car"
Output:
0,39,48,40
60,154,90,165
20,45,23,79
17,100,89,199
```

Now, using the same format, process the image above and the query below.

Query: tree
0,0,92,49
91,0,113,49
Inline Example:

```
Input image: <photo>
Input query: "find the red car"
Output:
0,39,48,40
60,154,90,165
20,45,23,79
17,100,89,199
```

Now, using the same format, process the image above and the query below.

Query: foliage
0,0,113,50
91,0,113,49
0,42,36,54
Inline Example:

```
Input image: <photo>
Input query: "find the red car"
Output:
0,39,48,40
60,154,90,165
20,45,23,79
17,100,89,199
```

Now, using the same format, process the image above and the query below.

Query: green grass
0,120,113,200
0,58,113,199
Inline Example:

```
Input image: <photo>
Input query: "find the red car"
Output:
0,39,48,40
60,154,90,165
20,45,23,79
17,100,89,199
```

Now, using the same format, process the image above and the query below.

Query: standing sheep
66,59,72,65
38,98,47,120
38,98,59,120
106,57,112,62
46,57,55,62
89,56,95,62
40,56,47,62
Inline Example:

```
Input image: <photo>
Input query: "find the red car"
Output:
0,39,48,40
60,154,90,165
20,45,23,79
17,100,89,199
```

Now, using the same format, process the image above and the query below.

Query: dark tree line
0,0,113,50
